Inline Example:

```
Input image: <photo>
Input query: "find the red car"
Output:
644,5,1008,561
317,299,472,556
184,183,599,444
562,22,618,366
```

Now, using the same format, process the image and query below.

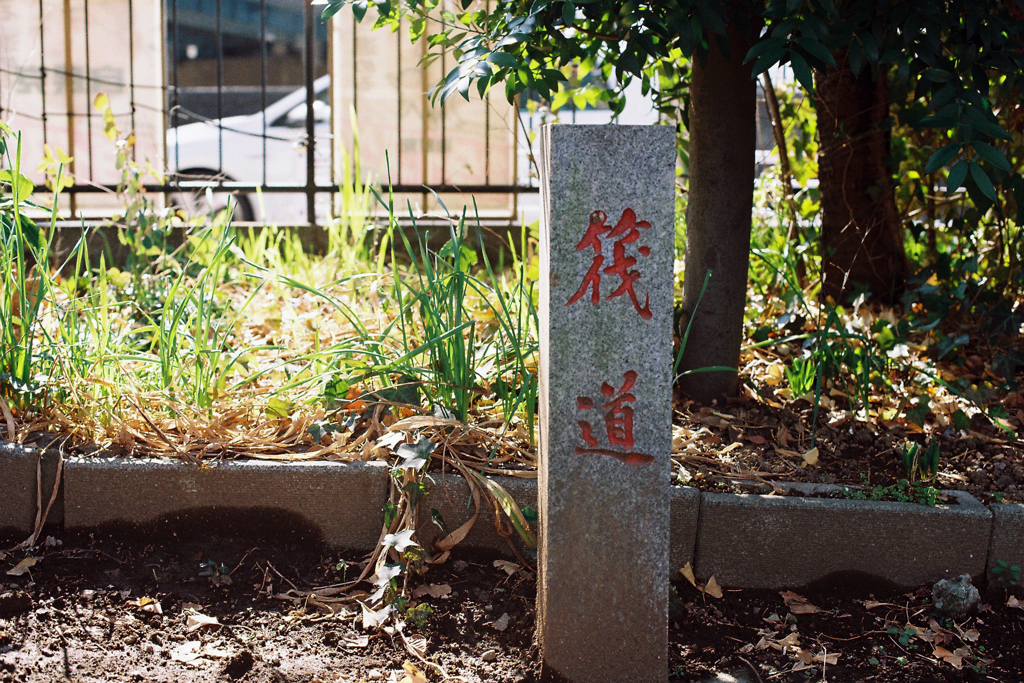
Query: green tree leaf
351,0,368,22
562,1,575,27
945,160,968,192
487,51,520,70
790,52,814,93
969,161,997,201
320,1,347,21
797,35,837,68
744,36,786,63
971,118,1011,141
924,142,960,174
972,141,1011,172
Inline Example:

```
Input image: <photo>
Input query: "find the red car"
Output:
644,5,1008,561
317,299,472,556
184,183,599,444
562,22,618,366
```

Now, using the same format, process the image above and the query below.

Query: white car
165,74,662,226
165,74,331,224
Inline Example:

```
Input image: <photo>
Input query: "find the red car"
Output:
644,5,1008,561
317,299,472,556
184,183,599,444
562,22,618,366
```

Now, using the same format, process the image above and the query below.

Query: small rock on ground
932,574,980,618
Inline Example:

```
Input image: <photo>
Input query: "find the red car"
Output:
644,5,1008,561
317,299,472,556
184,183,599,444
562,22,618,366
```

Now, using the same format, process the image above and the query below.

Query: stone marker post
538,124,676,682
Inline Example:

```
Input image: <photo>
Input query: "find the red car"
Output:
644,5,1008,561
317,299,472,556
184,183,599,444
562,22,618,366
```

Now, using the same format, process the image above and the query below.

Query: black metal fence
0,0,537,228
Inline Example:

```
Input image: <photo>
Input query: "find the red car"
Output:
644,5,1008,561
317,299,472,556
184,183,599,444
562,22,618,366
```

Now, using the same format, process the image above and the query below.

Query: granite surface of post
538,124,676,683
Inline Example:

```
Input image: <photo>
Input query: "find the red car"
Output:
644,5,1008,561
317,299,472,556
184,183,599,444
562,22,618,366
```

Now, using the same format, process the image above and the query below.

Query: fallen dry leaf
703,576,724,599
801,447,819,467
679,563,697,588
405,635,428,658
768,632,801,651
493,560,519,576
962,629,980,642
6,557,37,576
1008,595,1023,609
185,610,221,632
812,651,839,665
411,584,451,599
780,591,819,614
170,641,233,665
340,633,369,649
933,645,966,669
399,660,428,683
128,596,163,615
361,603,394,630
487,612,510,631
680,565,722,598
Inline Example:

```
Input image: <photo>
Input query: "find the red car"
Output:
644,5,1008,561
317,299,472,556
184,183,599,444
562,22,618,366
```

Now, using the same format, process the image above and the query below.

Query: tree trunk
814,51,907,302
677,26,758,404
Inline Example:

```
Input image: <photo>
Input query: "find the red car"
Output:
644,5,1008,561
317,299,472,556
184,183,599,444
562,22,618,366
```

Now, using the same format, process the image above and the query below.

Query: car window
271,87,330,128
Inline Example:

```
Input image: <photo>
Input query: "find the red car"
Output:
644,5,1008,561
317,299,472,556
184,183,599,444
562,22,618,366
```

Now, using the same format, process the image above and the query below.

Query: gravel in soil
1,531,1023,682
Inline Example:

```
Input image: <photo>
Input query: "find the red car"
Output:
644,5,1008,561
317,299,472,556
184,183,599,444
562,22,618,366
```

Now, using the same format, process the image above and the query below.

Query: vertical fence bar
159,0,167,208
260,0,267,188
351,11,357,114
216,0,223,174
171,0,180,172
419,32,428,210
127,0,136,158
304,0,316,227
396,20,402,186
484,0,490,187
39,0,49,146
84,0,93,179
484,93,491,185
512,94,519,221
61,0,77,215
326,12,335,209
440,45,446,185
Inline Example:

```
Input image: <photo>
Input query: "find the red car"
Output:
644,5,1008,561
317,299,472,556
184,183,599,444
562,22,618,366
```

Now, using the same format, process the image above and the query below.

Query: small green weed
838,479,944,506
403,603,434,629
991,559,1021,591
887,626,919,649
901,439,940,484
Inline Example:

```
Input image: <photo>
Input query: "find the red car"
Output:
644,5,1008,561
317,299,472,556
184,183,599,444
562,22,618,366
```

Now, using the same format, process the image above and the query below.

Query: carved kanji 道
565,208,653,319
575,370,654,466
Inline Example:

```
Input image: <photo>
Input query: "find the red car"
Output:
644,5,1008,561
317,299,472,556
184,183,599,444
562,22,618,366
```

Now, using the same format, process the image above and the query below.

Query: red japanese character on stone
600,370,637,450
565,208,653,318
603,209,652,319
574,370,653,467
566,210,610,307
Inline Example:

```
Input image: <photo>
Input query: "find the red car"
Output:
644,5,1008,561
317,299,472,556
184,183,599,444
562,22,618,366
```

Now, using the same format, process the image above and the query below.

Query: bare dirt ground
0,527,1022,683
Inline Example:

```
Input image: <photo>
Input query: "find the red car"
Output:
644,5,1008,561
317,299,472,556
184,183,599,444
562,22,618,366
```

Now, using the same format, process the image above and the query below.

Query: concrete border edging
670,485,701,575
987,503,1024,578
414,472,537,556
693,483,992,590
64,456,390,549
0,444,1014,591
0,441,62,537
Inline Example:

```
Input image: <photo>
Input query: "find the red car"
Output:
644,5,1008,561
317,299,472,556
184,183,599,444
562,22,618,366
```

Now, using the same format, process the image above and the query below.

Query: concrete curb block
413,477,702,573
415,473,538,556
987,503,1024,580
693,484,992,590
0,442,62,537
0,444,1014,590
64,457,389,550
670,486,701,575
